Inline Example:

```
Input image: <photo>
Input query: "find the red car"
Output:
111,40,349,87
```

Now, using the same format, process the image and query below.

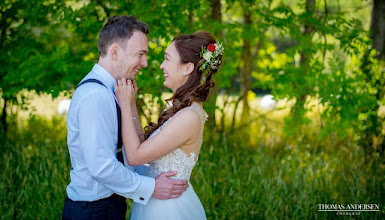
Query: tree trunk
370,0,385,59
210,0,221,21
188,3,193,27
290,0,315,132
1,98,7,133
231,93,245,132
360,0,385,153
204,0,222,130
240,7,252,123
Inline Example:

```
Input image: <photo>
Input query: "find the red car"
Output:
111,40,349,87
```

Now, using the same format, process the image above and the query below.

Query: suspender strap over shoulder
76,79,124,164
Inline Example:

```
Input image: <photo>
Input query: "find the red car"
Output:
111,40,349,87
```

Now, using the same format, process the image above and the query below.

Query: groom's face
118,31,149,80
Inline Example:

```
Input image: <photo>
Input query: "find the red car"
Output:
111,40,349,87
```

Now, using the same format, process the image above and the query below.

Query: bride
114,31,223,219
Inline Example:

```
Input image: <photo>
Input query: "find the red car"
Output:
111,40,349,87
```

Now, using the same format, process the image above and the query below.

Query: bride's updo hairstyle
144,31,222,139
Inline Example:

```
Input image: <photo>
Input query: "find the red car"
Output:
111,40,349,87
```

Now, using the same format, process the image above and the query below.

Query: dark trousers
62,194,127,220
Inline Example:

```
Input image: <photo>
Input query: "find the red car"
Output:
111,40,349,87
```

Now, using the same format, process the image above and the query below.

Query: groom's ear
185,62,194,75
109,43,119,61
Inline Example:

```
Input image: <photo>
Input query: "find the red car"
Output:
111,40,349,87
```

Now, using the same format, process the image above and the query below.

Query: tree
2,0,379,153
357,0,385,153
203,0,223,130
0,0,75,132
370,0,385,59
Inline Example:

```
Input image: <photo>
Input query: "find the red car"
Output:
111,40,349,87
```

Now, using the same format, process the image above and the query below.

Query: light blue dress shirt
66,64,155,204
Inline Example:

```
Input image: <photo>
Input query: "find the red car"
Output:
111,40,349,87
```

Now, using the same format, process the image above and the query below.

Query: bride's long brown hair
144,31,222,139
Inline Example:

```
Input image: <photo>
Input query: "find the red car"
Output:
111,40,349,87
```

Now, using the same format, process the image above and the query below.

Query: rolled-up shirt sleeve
78,91,155,204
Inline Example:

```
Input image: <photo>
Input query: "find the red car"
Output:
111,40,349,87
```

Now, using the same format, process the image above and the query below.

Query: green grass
0,115,70,219
193,131,385,219
1,114,384,219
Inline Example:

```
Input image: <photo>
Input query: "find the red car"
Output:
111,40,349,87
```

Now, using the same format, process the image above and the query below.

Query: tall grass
1,113,384,219
1,115,70,219
192,130,385,219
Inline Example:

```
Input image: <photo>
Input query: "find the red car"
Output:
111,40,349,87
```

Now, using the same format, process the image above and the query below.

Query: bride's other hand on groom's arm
152,171,189,200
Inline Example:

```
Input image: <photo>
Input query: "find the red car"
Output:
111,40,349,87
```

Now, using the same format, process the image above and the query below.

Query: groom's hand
152,171,189,200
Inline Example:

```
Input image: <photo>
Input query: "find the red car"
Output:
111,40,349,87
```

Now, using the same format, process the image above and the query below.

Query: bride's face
160,42,189,92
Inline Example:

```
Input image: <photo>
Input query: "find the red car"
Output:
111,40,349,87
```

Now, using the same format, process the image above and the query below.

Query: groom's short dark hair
98,15,149,57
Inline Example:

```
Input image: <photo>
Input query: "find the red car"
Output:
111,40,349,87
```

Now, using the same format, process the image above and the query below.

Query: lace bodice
148,105,207,180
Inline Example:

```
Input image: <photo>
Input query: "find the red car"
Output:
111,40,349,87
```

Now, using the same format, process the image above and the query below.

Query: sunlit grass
1,92,385,219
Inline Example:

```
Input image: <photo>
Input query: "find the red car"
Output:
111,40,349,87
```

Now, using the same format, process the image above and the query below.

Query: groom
62,16,188,219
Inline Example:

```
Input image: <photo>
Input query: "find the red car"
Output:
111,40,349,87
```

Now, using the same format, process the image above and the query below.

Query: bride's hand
130,80,139,110
132,79,138,98
114,78,135,109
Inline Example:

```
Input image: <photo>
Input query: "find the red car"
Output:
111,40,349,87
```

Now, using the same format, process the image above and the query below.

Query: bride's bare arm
114,79,201,166
126,80,145,143
122,106,200,166
130,101,145,143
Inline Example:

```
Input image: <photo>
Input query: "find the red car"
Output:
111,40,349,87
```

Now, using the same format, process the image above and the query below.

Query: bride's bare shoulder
172,107,202,126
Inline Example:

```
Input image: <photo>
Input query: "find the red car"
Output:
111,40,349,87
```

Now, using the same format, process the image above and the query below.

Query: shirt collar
91,63,117,91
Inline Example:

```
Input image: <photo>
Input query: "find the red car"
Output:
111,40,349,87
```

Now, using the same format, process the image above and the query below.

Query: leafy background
1,0,384,219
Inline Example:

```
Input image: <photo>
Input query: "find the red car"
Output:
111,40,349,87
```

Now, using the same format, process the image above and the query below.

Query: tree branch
232,109,278,132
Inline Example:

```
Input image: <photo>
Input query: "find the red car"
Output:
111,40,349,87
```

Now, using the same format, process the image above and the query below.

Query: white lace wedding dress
130,105,207,220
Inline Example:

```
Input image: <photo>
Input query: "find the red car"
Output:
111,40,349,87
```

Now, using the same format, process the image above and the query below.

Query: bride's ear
184,62,194,76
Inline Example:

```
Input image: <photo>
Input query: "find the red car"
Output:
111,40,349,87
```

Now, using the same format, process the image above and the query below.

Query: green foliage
0,0,88,99
1,0,380,144
253,0,381,140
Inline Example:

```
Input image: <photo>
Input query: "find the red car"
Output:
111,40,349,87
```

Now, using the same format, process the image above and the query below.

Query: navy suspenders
76,79,124,164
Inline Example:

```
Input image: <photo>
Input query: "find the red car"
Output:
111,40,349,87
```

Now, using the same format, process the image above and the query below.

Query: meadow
1,94,384,219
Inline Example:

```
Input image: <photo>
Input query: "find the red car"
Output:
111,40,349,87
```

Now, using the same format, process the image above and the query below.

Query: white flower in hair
203,52,212,62
199,41,224,84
